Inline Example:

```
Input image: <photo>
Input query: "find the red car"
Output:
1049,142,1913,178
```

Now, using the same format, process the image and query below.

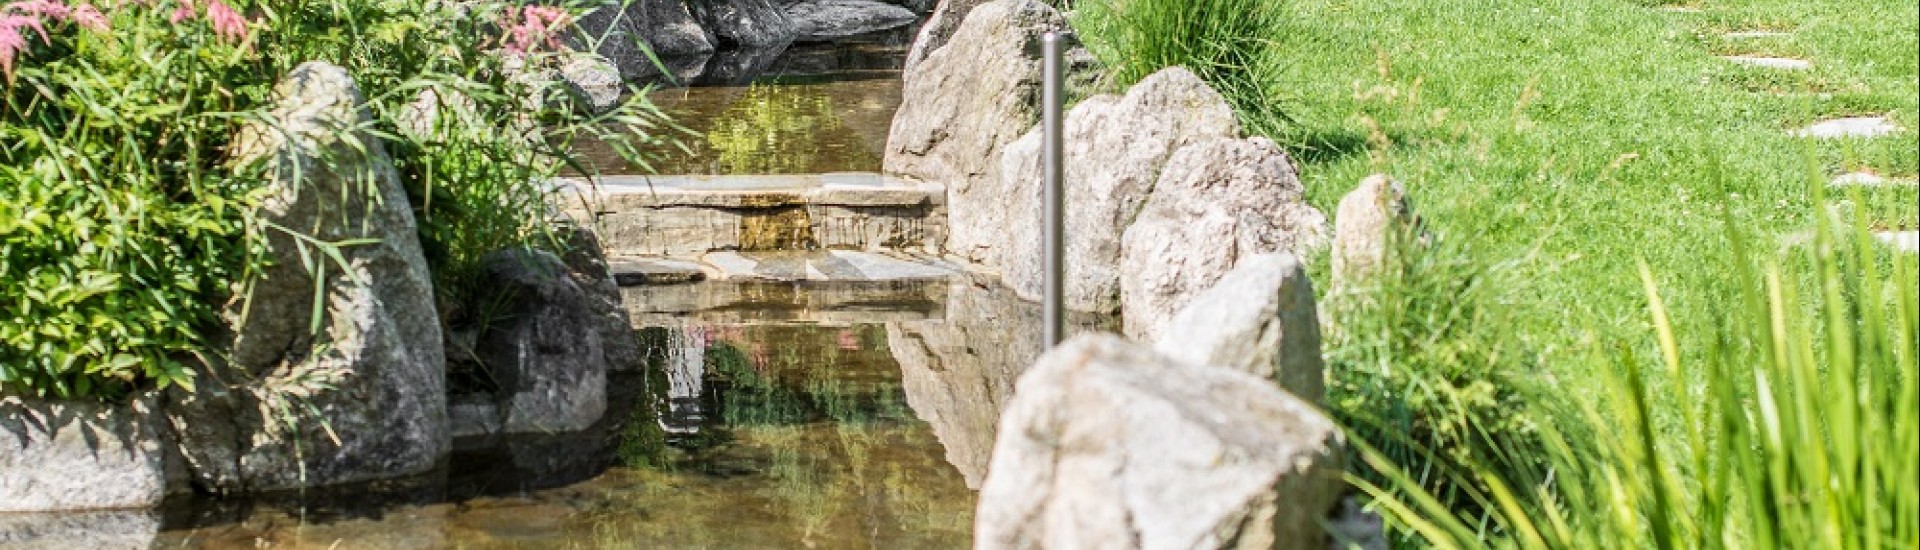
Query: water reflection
568,38,908,176
114,279,1105,548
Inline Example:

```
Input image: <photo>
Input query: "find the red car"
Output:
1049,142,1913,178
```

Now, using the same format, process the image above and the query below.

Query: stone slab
609,257,709,286
1795,116,1901,139
623,279,951,325
1830,172,1918,188
702,250,959,282
1721,55,1811,70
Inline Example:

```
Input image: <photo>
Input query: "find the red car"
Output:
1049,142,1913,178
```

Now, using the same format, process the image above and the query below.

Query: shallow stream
146,34,1094,549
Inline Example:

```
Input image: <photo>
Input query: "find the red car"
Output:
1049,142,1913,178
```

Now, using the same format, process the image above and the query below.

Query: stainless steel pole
1042,31,1065,347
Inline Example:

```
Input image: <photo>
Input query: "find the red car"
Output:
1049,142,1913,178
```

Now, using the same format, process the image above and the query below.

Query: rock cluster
885,0,1327,334
574,0,930,83
2,62,633,511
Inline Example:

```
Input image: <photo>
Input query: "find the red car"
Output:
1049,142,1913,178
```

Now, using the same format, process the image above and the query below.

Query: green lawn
1264,0,1917,371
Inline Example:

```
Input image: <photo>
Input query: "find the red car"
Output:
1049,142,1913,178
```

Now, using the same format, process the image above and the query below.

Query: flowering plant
1,0,670,399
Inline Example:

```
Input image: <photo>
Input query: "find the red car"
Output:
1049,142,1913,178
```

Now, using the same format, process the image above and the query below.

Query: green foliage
2,3,274,398
1068,0,1293,135
1355,188,1920,549
2,0,672,400
1321,221,1549,536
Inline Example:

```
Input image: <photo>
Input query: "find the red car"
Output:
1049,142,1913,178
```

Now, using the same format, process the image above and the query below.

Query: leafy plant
1,0,674,400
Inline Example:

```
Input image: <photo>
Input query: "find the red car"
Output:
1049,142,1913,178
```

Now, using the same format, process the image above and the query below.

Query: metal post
1042,31,1066,347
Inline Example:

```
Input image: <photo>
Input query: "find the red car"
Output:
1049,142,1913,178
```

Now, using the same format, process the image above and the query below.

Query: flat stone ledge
609,257,708,286
1794,116,1901,139
702,250,959,282
1720,55,1811,70
558,174,943,210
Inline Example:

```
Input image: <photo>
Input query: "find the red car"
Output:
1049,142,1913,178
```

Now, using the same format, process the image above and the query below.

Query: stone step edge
554,174,946,210
609,250,969,286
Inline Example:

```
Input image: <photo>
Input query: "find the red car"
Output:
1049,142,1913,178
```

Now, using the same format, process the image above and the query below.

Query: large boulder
1120,139,1329,342
903,0,989,71
693,0,798,48
889,275,1043,488
167,62,448,492
884,0,1061,238
469,249,614,434
785,0,920,41
992,67,1241,313
573,0,716,80
0,396,176,512
975,334,1345,549
1332,174,1418,286
1151,254,1325,404
557,225,642,373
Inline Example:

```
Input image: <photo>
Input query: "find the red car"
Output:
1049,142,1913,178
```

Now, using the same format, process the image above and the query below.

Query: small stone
1830,172,1888,186
1794,116,1901,139
609,257,708,286
1720,55,1811,70
1876,231,1918,253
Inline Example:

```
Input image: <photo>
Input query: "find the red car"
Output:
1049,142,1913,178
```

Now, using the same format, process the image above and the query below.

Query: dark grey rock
692,0,798,48
785,0,921,41
473,249,611,433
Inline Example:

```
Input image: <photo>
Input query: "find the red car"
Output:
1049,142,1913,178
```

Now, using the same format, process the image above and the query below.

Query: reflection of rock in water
888,275,1044,488
660,324,713,434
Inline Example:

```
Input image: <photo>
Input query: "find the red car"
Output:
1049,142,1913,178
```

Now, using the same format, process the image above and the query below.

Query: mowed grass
1262,0,1918,372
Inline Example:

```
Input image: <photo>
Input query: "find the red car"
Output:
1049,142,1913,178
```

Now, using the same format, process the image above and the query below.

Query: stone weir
561,172,946,257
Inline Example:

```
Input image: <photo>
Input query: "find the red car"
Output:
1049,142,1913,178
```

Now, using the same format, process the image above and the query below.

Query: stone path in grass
1720,55,1812,70
1666,4,1917,254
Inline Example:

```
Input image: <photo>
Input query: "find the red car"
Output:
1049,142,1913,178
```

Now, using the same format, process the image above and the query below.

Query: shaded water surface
569,39,909,176
153,320,981,549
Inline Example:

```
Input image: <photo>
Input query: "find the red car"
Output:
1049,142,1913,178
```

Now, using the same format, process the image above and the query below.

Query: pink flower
1,13,47,82
7,0,69,20
168,0,192,24
68,3,104,32
204,0,243,43
498,4,570,54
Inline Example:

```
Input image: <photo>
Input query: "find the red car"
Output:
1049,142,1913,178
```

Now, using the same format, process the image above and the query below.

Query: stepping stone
1721,55,1811,70
1724,30,1792,39
609,257,708,286
702,250,958,282
1875,231,1918,253
1794,116,1901,139
1829,172,1919,187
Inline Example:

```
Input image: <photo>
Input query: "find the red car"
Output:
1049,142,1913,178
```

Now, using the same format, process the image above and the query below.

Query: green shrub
1,0,671,400
1068,0,1292,135
1321,220,1550,538
1354,185,1920,548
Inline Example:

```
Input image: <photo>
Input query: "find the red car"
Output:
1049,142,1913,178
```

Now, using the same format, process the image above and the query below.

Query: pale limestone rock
976,334,1345,550
1152,253,1325,404
993,67,1242,313
1121,138,1329,341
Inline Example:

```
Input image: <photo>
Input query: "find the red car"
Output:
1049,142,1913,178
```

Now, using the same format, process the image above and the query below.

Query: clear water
568,41,909,177
141,280,1117,549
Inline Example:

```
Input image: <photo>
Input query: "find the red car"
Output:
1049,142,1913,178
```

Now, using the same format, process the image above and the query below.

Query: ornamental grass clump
1068,0,1292,135
1354,172,1920,548
1,0,673,400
